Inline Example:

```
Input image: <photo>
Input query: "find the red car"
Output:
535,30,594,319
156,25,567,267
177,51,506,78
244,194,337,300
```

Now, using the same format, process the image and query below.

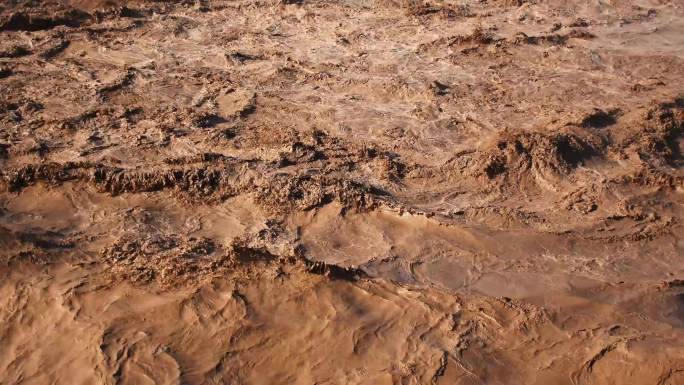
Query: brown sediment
1,0,683,384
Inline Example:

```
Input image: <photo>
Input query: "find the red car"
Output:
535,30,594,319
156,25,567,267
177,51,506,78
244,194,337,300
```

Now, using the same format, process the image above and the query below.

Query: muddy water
1,0,684,384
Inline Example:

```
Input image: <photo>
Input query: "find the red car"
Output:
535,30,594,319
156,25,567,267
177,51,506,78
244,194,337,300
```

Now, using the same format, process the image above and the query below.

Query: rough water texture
1,0,683,384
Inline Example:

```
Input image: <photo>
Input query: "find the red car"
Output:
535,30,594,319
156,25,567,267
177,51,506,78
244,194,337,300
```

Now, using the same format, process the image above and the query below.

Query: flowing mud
1,0,684,384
